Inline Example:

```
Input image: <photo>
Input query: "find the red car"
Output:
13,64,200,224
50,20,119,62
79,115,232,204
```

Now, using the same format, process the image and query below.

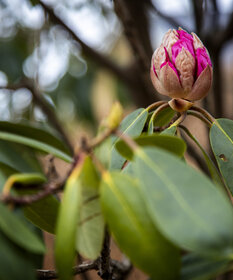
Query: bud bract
150,28,212,101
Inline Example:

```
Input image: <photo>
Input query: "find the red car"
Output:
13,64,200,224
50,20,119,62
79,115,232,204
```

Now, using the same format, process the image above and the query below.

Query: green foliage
101,172,180,279
0,203,45,254
210,118,233,195
0,121,72,162
133,147,233,258
148,107,175,134
181,253,230,280
115,133,186,160
76,156,105,260
110,108,148,170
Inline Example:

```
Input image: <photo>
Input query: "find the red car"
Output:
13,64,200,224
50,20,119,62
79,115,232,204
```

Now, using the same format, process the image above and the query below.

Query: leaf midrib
137,149,217,239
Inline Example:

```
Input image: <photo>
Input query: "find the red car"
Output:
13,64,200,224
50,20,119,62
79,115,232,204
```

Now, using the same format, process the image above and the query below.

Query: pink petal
160,47,180,80
171,30,195,65
196,48,212,77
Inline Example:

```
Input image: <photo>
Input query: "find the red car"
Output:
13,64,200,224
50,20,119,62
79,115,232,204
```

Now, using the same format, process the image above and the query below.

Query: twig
189,105,215,123
0,180,64,206
115,130,138,152
113,0,156,104
187,111,212,127
37,260,99,279
98,229,112,279
146,100,167,112
191,0,204,34
0,153,84,206
148,1,189,31
90,128,116,149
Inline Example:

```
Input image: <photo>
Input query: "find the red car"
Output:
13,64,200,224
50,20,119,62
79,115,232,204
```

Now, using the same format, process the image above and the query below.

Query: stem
37,260,99,279
149,103,170,124
98,228,112,280
115,130,139,152
146,101,167,112
187,111,212,127
90,128,116,149
189,105,216,124
171,112,186,127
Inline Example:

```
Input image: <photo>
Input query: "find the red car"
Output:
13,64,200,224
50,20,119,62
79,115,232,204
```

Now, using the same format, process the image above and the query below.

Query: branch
38,0,131,86
37,258,132,280
37,260,99,280
191,0,204,34
0,153,85,206
0,180,64,206
1,79,73,153
113,0,156,105
148,2,189,31
98,229,112,279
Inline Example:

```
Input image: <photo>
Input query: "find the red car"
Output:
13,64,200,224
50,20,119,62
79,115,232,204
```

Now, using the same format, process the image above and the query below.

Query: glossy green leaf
0,141,42,174
210,118,233,195
148,107,175,134
0,131,72,162
0,203,45,254
20,192,59,234
55,157,84,280
3,173,46,193
110,108,148,170
0,230,40,280
0,121,71,155
115,134,186,160
161,125,177,136
181,126,223,188
181,253,230,280
134,147,233,258
101,172,180,279
76,157,104,260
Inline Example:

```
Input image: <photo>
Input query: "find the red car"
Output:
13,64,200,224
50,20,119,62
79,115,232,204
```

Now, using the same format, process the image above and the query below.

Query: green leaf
0,122,71,154
0,131,72,162
3,173,46,194
55,157,84,280
161,125,177,136
76,156,105,260
0,141,42,174
181,253,230,280
0,203,45,254
181,126,223,188
134,147,233,258
100,172,180,279
148,107,175,134
19,192,59,234
115,134,186,160
210,118,233,195
0,230,40,280
110,108,148,170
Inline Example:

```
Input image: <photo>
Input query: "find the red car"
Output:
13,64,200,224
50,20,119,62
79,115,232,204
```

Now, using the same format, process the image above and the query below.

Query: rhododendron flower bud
150,28,212,102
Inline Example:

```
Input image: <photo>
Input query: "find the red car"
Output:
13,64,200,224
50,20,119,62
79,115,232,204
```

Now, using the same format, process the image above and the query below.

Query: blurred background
0,0,233,279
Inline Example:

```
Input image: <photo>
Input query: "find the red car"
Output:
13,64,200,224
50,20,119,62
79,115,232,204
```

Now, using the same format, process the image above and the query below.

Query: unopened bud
150,28,212,102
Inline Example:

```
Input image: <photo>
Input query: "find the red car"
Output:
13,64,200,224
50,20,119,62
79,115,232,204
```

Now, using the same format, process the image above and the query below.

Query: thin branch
38,0,130,86
113,0,156,105
0,153,85,206
191,0,204,34
37,260,99,280
148,2,189,31
0,180,64,206
37,258,132,280
98,229,112,279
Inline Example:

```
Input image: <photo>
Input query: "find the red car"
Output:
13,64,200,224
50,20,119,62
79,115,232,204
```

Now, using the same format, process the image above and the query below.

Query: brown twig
98,229,112,280
37,260,99,279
